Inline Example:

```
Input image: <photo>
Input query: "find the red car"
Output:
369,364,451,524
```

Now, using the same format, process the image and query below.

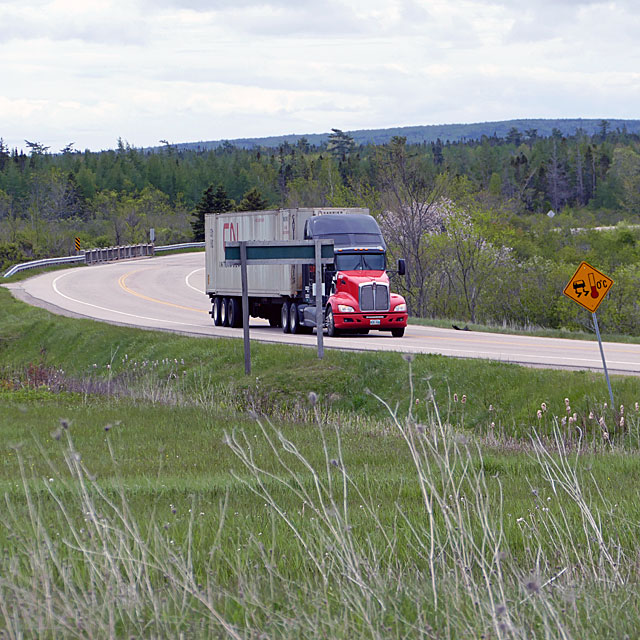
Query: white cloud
0,0,638,151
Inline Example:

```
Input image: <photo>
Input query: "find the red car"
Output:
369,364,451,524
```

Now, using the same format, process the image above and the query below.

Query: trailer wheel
391,327,405,337
289,303,300,334
281,301,291,333
326,306,340,337
212,297,223,326
220,297,229,327
228,297,243,328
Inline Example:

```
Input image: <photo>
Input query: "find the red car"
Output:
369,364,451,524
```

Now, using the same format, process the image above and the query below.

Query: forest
2,122,640,334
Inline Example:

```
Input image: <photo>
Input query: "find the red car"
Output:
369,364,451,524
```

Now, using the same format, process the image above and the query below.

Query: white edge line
52,271,206,328
186,267,205,294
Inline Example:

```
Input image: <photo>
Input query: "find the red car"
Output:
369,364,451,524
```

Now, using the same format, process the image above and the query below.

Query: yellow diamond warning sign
563,261,614,313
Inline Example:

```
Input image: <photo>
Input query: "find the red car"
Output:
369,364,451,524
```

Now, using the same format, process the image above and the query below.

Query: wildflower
541,402,547,412
599,417,606,428
636,402,639,412
490,422,495,429
620,405,624,415
620,416,625,428
564,397,570,406
454,393,458,402
561,417,567,426
461,394,467,404
402,353,415,363
566,405,571,414
573,413,577,422
59,418,70,430
589,411,594,420
603,431,609,440
104,424,112,432
308,391,318,406
525,578,540,594
489,404,494,412
568,416,575,426
537,410,542,420
415,398,419,405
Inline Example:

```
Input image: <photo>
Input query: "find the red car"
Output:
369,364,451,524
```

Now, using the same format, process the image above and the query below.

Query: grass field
2,283,640,638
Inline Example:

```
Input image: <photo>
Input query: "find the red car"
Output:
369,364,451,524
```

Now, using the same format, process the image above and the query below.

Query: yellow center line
118,268,208,314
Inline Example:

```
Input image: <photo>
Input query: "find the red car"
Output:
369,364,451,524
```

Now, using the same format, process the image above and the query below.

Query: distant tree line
2,125,640,335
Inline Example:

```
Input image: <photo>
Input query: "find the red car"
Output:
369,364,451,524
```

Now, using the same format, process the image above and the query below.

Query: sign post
563,261,615,407
225,240,335,374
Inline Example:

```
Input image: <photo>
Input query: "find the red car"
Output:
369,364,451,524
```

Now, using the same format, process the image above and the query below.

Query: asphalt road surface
5,252,640,376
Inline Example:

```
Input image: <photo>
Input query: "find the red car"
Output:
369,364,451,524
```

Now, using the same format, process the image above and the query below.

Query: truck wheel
391,327,405,337
220,297,229,327
289,303,300,334
281,301,291,333
212,297,223,326
228,297,243,328
326,306,340,337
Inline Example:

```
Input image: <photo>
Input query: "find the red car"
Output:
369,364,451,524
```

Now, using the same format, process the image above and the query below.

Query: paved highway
5,252,640,375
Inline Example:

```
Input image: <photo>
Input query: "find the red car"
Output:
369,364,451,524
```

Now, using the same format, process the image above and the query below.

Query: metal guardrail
84,243,154,264
154,242,205,252
2,241,205,278
3,254,86,278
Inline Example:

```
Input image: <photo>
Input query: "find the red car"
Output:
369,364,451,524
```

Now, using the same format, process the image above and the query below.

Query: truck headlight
337,304,355,313
394,303,407,312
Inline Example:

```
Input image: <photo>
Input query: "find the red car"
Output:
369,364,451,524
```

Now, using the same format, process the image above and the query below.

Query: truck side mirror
397,259,406,276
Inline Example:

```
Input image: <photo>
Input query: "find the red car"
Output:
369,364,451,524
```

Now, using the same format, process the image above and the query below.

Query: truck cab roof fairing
304,214,386,249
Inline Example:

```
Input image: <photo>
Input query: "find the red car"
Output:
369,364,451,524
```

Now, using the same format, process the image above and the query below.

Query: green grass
1,285,638,440
4,282,640,636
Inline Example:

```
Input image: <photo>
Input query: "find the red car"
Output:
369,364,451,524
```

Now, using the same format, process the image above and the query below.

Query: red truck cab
299,213,407,337
324,249,407,337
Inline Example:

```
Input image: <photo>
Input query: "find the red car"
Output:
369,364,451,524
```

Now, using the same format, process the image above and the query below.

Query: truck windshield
335,253,385,271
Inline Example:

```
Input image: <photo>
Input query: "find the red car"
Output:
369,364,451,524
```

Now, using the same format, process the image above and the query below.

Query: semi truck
204,207,408,337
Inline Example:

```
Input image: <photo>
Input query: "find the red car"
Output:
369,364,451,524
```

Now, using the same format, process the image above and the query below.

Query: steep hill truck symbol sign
563,261,615,408
563,261,614,313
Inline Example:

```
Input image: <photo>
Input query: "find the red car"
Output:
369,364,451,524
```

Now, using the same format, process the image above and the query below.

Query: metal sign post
315,239,324,359
225,240,335,374
592,311,615,408
563,261,615,407
239,242,251,375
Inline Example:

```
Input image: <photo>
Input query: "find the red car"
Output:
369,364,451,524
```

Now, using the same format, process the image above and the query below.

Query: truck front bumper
334,312,408,331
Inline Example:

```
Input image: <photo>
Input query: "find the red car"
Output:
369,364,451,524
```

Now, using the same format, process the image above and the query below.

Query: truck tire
220,297,229,327
212,297,223,326
227,297,243,328
289,303,300,334
326,306,340,337
281,301,291,333
391,327,405,337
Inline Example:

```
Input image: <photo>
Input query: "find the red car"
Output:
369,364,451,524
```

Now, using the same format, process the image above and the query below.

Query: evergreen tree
191,184,232,241
327,128,355,160
237,187,269,211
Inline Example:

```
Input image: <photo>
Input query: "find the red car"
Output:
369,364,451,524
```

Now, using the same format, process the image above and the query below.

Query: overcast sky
1,0,639,152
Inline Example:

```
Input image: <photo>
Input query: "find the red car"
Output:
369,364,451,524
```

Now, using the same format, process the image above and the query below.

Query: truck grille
359,282,389,311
